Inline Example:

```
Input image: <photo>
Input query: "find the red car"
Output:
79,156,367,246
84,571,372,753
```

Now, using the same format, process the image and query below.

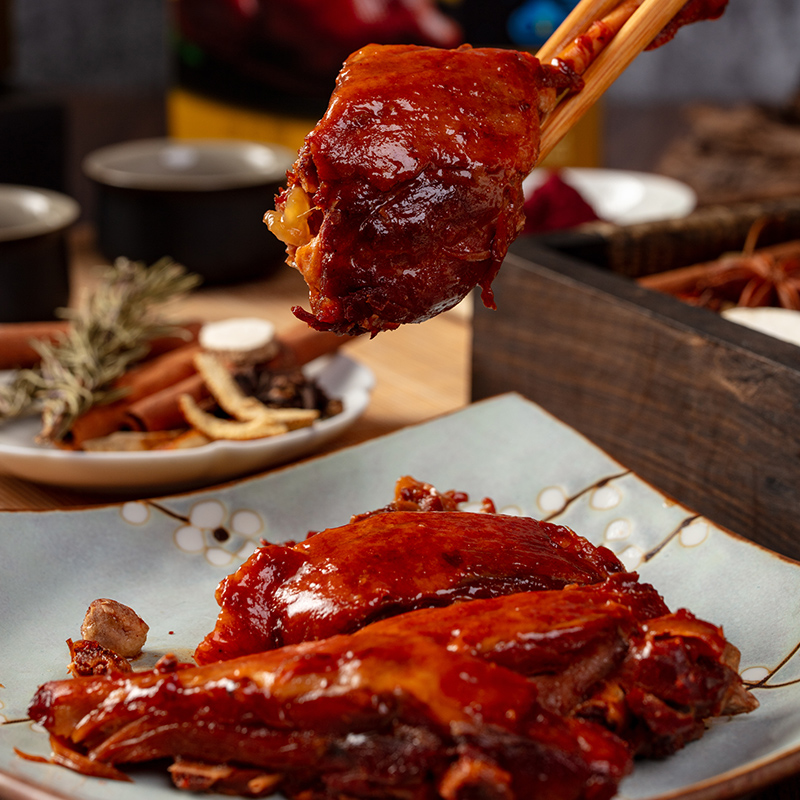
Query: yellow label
540,102,603,169
167,89,316,152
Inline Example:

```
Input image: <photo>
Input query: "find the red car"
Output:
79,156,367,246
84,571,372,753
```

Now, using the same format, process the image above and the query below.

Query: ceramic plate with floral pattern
1,393,798,800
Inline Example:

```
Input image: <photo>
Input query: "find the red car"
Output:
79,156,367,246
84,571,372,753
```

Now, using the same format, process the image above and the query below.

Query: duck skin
356,574,758,756
28,574,757,796
194,510,624,664
29,632,633,800
265,43,573,336
648,0,729,49
264,2,729,335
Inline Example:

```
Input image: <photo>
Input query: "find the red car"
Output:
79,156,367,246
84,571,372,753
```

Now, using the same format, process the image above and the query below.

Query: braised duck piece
265,2,729,335
357,574,757,756
265,44,574,335
28,573,757,797
30,629,633,799
194,509,624,664
352,473,479,517
583,605,758,757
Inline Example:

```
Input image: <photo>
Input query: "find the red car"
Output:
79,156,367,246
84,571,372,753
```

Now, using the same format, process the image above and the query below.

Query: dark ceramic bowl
83,138,296,285
0,184,79,322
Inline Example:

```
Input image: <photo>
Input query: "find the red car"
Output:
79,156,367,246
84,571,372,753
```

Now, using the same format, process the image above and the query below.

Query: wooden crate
471,202,800,560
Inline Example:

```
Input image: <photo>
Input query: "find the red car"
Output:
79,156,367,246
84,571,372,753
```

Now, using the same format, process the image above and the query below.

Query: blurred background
2,0,800,548
1,0,800,223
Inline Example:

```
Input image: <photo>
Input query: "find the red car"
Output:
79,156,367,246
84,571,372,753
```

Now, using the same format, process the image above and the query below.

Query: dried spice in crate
637,222,800,312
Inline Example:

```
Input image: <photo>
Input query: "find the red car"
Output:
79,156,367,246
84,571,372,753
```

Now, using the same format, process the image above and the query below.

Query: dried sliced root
252,406,320,430
193,351,269,421
182,351,321,441
156,429,213,450
179,394,290,440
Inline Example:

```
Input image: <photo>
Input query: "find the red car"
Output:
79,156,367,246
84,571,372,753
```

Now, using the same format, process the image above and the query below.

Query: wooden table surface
1,228,799,800
0,226,471,510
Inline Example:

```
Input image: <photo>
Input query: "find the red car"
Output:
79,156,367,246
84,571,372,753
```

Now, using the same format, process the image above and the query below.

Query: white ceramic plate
523,168,697,225
0,354,374,494
1,393,799,800
722,306,800,348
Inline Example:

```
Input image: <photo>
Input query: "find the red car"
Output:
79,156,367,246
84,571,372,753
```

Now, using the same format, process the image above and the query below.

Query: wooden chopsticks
538,0,689,162
536,0,626,63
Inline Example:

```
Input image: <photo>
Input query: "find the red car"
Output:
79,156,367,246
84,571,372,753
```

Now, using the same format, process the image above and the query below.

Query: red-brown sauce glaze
30,632,634,800
648,0,729,49
194,510,623,665
268,44,578,336
266,2,729,337
27,573,756,797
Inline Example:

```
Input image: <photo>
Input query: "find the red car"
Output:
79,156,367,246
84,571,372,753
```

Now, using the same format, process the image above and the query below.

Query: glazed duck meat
265,2,729,335
28,574,756,797
26,476,757,798
648,0,729,48
356,574,757,757
265,43,570,335
30,632,633,800
194,509,624,664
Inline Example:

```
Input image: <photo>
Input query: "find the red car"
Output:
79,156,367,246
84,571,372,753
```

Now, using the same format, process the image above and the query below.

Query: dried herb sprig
0,257,202,442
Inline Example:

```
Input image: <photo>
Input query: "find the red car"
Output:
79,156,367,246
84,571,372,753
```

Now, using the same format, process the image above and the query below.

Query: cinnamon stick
64,343,202,448
63,322,355,446
122,374,209,433
0,321,70,370
0,320,202,371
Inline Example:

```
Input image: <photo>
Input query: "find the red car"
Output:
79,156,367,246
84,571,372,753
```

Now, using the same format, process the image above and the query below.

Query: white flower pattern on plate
124,499,263,567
